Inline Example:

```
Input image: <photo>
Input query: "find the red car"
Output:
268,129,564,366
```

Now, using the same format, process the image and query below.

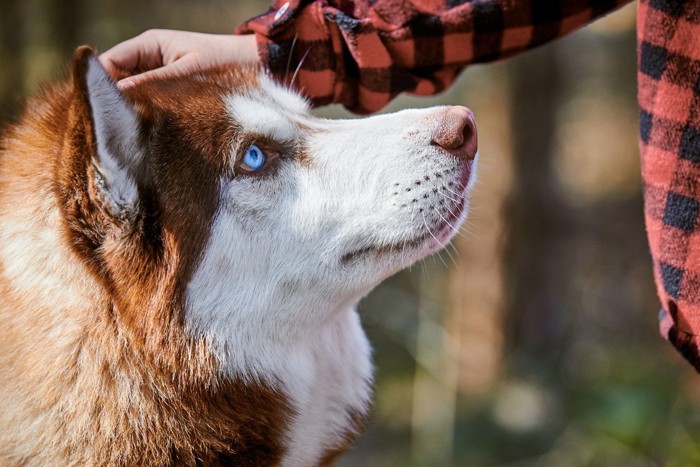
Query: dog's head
61,46,477,367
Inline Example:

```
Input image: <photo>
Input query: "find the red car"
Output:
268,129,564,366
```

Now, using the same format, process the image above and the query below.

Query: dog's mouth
340,185,468,266
339,233,431,265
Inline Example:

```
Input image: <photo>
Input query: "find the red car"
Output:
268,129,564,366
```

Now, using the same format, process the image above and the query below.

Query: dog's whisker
447,239,460,268
459,217,480,240
422,210,448,269
442,203,468,241
435,192,470,239
402,199,419,265
443,185,465,202
420,213,438,270
436,190,471,241
284,36,299,87
429,202,462,242
447,242,461,269
440,240,457,269
427,205,461,268
290,48,312,89
439,188,460,204
442,183,463,196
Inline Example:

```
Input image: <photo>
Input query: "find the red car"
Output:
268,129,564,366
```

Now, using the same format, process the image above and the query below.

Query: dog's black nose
431,106,477,161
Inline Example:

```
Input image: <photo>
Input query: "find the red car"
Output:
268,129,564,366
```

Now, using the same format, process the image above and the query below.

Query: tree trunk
503,45,570,372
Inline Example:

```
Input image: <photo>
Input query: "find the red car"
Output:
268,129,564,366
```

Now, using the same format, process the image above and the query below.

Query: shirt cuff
660,307,700,372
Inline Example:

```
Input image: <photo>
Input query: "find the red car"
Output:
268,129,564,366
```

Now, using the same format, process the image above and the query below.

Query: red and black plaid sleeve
237,0,629,114
239,0,700,372
639,0,700,371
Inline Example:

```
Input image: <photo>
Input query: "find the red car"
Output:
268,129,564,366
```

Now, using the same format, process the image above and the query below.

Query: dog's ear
70,46,144,220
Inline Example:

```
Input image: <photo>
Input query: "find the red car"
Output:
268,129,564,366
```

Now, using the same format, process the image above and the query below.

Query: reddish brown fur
0,47,292,465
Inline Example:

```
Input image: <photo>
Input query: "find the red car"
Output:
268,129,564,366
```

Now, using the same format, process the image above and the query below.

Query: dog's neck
2,199,371,466
182,212,375,465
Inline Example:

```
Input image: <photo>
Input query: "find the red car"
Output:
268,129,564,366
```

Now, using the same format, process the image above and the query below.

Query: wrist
231,34,259,63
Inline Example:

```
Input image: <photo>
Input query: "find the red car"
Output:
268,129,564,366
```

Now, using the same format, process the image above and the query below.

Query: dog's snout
430,106,477,160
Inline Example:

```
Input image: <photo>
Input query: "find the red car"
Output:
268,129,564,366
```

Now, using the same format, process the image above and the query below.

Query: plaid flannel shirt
238,0,700,371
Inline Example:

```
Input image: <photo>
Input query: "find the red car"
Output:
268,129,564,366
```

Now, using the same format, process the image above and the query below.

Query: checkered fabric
639,0,700,371
238,0,700,371
237,0,629,114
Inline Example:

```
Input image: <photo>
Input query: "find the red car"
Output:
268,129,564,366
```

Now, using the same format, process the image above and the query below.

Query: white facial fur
185,76,477,466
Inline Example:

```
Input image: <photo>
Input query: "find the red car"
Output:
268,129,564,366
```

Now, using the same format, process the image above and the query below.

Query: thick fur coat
0,47,477,466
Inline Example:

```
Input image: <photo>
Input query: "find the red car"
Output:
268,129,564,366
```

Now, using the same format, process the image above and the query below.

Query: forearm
238,0,632,113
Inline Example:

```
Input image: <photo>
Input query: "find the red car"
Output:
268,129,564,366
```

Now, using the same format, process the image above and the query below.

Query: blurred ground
1,1,699,465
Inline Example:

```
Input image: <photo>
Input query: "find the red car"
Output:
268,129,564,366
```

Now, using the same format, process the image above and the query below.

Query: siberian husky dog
0,46,477,466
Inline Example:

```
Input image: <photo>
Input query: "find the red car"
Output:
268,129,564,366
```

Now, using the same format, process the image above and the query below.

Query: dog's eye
240,144,266,172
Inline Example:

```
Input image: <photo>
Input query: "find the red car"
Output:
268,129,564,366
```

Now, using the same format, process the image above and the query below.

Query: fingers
99,30,168,76
116,55,198,90
98,31,261,90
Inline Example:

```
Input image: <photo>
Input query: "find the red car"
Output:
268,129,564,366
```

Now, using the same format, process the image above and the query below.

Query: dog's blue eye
241,144,266,171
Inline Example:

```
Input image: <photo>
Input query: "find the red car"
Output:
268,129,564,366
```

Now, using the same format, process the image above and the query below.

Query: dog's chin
340,194,468,268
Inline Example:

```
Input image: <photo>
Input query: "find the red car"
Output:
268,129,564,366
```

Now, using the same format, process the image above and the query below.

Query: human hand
99,30,259,89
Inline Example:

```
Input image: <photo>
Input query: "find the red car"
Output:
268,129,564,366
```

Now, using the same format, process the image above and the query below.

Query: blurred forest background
2,0,700,465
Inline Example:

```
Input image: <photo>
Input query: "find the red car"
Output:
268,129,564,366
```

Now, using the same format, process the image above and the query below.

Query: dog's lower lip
340,233,431,265
341,188,468,265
